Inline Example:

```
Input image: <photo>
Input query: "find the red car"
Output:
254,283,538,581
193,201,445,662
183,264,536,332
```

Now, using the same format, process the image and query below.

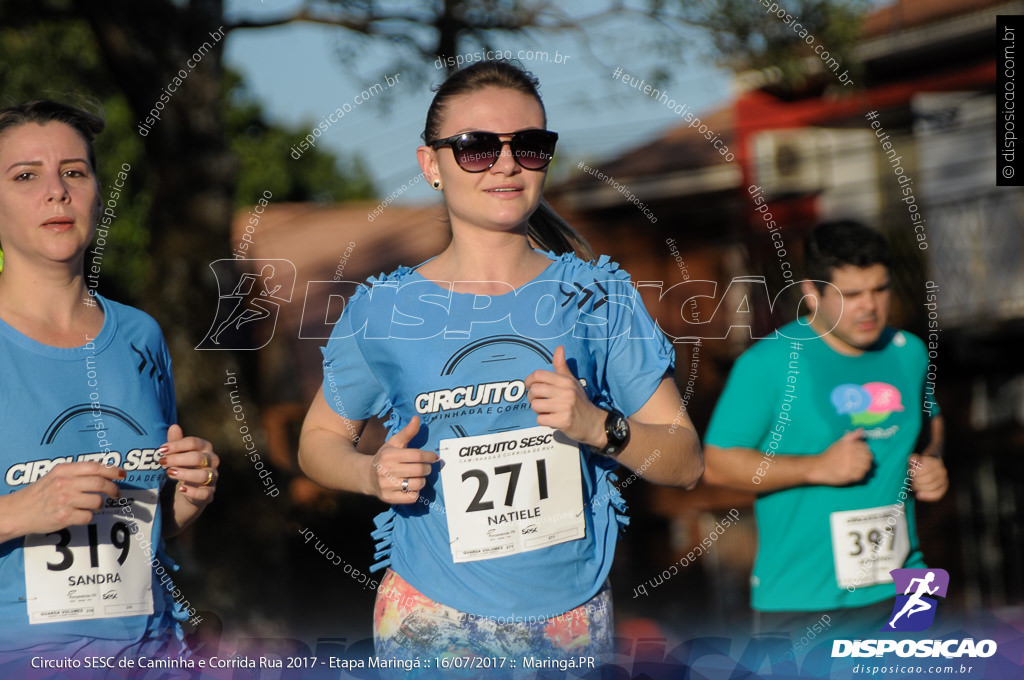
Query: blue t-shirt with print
0,296,183,656
322,251,674,619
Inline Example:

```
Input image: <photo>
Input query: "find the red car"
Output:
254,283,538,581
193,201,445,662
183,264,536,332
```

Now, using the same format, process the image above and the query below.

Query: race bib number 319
440,426,585,564
24,488,157,624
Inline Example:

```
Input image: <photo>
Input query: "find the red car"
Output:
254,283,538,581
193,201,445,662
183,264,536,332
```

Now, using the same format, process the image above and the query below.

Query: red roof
862,0,1008,39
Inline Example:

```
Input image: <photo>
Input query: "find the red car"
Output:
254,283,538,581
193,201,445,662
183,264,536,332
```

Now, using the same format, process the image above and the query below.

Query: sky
221,0,736,203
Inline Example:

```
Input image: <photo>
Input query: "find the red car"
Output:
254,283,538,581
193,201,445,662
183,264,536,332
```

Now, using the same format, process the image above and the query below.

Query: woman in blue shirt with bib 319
0,100,219,674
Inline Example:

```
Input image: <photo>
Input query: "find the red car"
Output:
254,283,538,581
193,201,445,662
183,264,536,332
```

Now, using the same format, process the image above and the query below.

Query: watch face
602,410,629,456
612,417,628,440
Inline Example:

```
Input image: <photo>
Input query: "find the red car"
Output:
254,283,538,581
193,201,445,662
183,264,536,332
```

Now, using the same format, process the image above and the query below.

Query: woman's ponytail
528,198,595,260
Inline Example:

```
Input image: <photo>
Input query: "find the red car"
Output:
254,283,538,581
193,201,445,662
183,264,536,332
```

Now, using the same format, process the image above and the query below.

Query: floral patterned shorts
373,569,614,678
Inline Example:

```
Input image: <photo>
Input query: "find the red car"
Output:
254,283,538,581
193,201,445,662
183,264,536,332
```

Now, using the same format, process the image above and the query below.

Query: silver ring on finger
401,478,409,493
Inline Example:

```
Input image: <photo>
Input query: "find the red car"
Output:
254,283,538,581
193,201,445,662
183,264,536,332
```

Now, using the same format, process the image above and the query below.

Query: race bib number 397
829,504,910,589
440,426,585,564
24,488,157,624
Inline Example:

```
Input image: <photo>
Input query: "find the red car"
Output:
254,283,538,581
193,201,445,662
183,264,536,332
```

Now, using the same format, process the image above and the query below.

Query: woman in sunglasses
0,100,218,671
300,60,702,670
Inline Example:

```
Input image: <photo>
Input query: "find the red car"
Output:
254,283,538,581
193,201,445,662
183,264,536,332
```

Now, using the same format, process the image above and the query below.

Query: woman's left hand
525,346,605,447
159,424,219,507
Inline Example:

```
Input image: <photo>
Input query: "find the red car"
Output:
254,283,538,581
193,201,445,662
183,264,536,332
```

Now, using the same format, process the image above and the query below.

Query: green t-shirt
705,320,939,612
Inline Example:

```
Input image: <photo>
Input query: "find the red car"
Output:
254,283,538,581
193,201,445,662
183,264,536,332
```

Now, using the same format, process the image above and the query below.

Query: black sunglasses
430,129,558,172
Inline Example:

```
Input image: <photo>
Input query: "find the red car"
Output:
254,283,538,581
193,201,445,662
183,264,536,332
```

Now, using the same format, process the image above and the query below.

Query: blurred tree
224,70,375,206
673,0,869,91
0,7,372,314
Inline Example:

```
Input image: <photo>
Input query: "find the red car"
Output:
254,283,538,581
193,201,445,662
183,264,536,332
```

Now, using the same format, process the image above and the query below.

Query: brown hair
0,99,105,171
424,60,594,259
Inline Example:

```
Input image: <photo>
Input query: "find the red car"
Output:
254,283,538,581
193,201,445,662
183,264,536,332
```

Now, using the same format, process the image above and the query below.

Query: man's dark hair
804,220,891,292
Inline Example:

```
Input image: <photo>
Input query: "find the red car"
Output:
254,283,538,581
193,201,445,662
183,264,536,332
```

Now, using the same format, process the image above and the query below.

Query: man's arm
701,339,877,493
918,414,944,459
910,414,947,502
703,429,873,493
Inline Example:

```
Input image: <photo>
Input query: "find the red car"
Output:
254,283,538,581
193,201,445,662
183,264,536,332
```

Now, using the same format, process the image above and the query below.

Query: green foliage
677,0,869,88
0,19,374,285
0,19,105,94
224,71,375,207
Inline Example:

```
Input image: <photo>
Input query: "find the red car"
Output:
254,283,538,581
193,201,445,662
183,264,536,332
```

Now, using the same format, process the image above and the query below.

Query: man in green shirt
704,221,947,635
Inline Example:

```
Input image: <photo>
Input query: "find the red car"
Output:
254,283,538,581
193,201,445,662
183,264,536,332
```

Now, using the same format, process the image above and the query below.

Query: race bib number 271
440,426,585,564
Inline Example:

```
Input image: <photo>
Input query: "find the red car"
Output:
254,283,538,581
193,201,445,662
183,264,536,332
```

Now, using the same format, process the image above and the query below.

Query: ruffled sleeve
321,268,413,423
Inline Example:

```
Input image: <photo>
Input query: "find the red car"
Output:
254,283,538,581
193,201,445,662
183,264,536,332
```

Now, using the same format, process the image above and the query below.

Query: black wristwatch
597,408,630,457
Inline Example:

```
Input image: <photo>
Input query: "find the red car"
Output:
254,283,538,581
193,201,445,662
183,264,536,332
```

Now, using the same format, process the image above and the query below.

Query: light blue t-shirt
705,320,940,612
0,296,183,655
323,251,674,619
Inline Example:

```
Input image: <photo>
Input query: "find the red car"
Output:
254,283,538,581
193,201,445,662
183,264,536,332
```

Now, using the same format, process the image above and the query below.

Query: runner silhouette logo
883,568,949,632
197,259,296,350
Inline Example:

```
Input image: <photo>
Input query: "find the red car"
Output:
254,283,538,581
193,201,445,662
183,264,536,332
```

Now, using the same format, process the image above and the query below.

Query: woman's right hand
6,462,125,539
368,416,438,505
